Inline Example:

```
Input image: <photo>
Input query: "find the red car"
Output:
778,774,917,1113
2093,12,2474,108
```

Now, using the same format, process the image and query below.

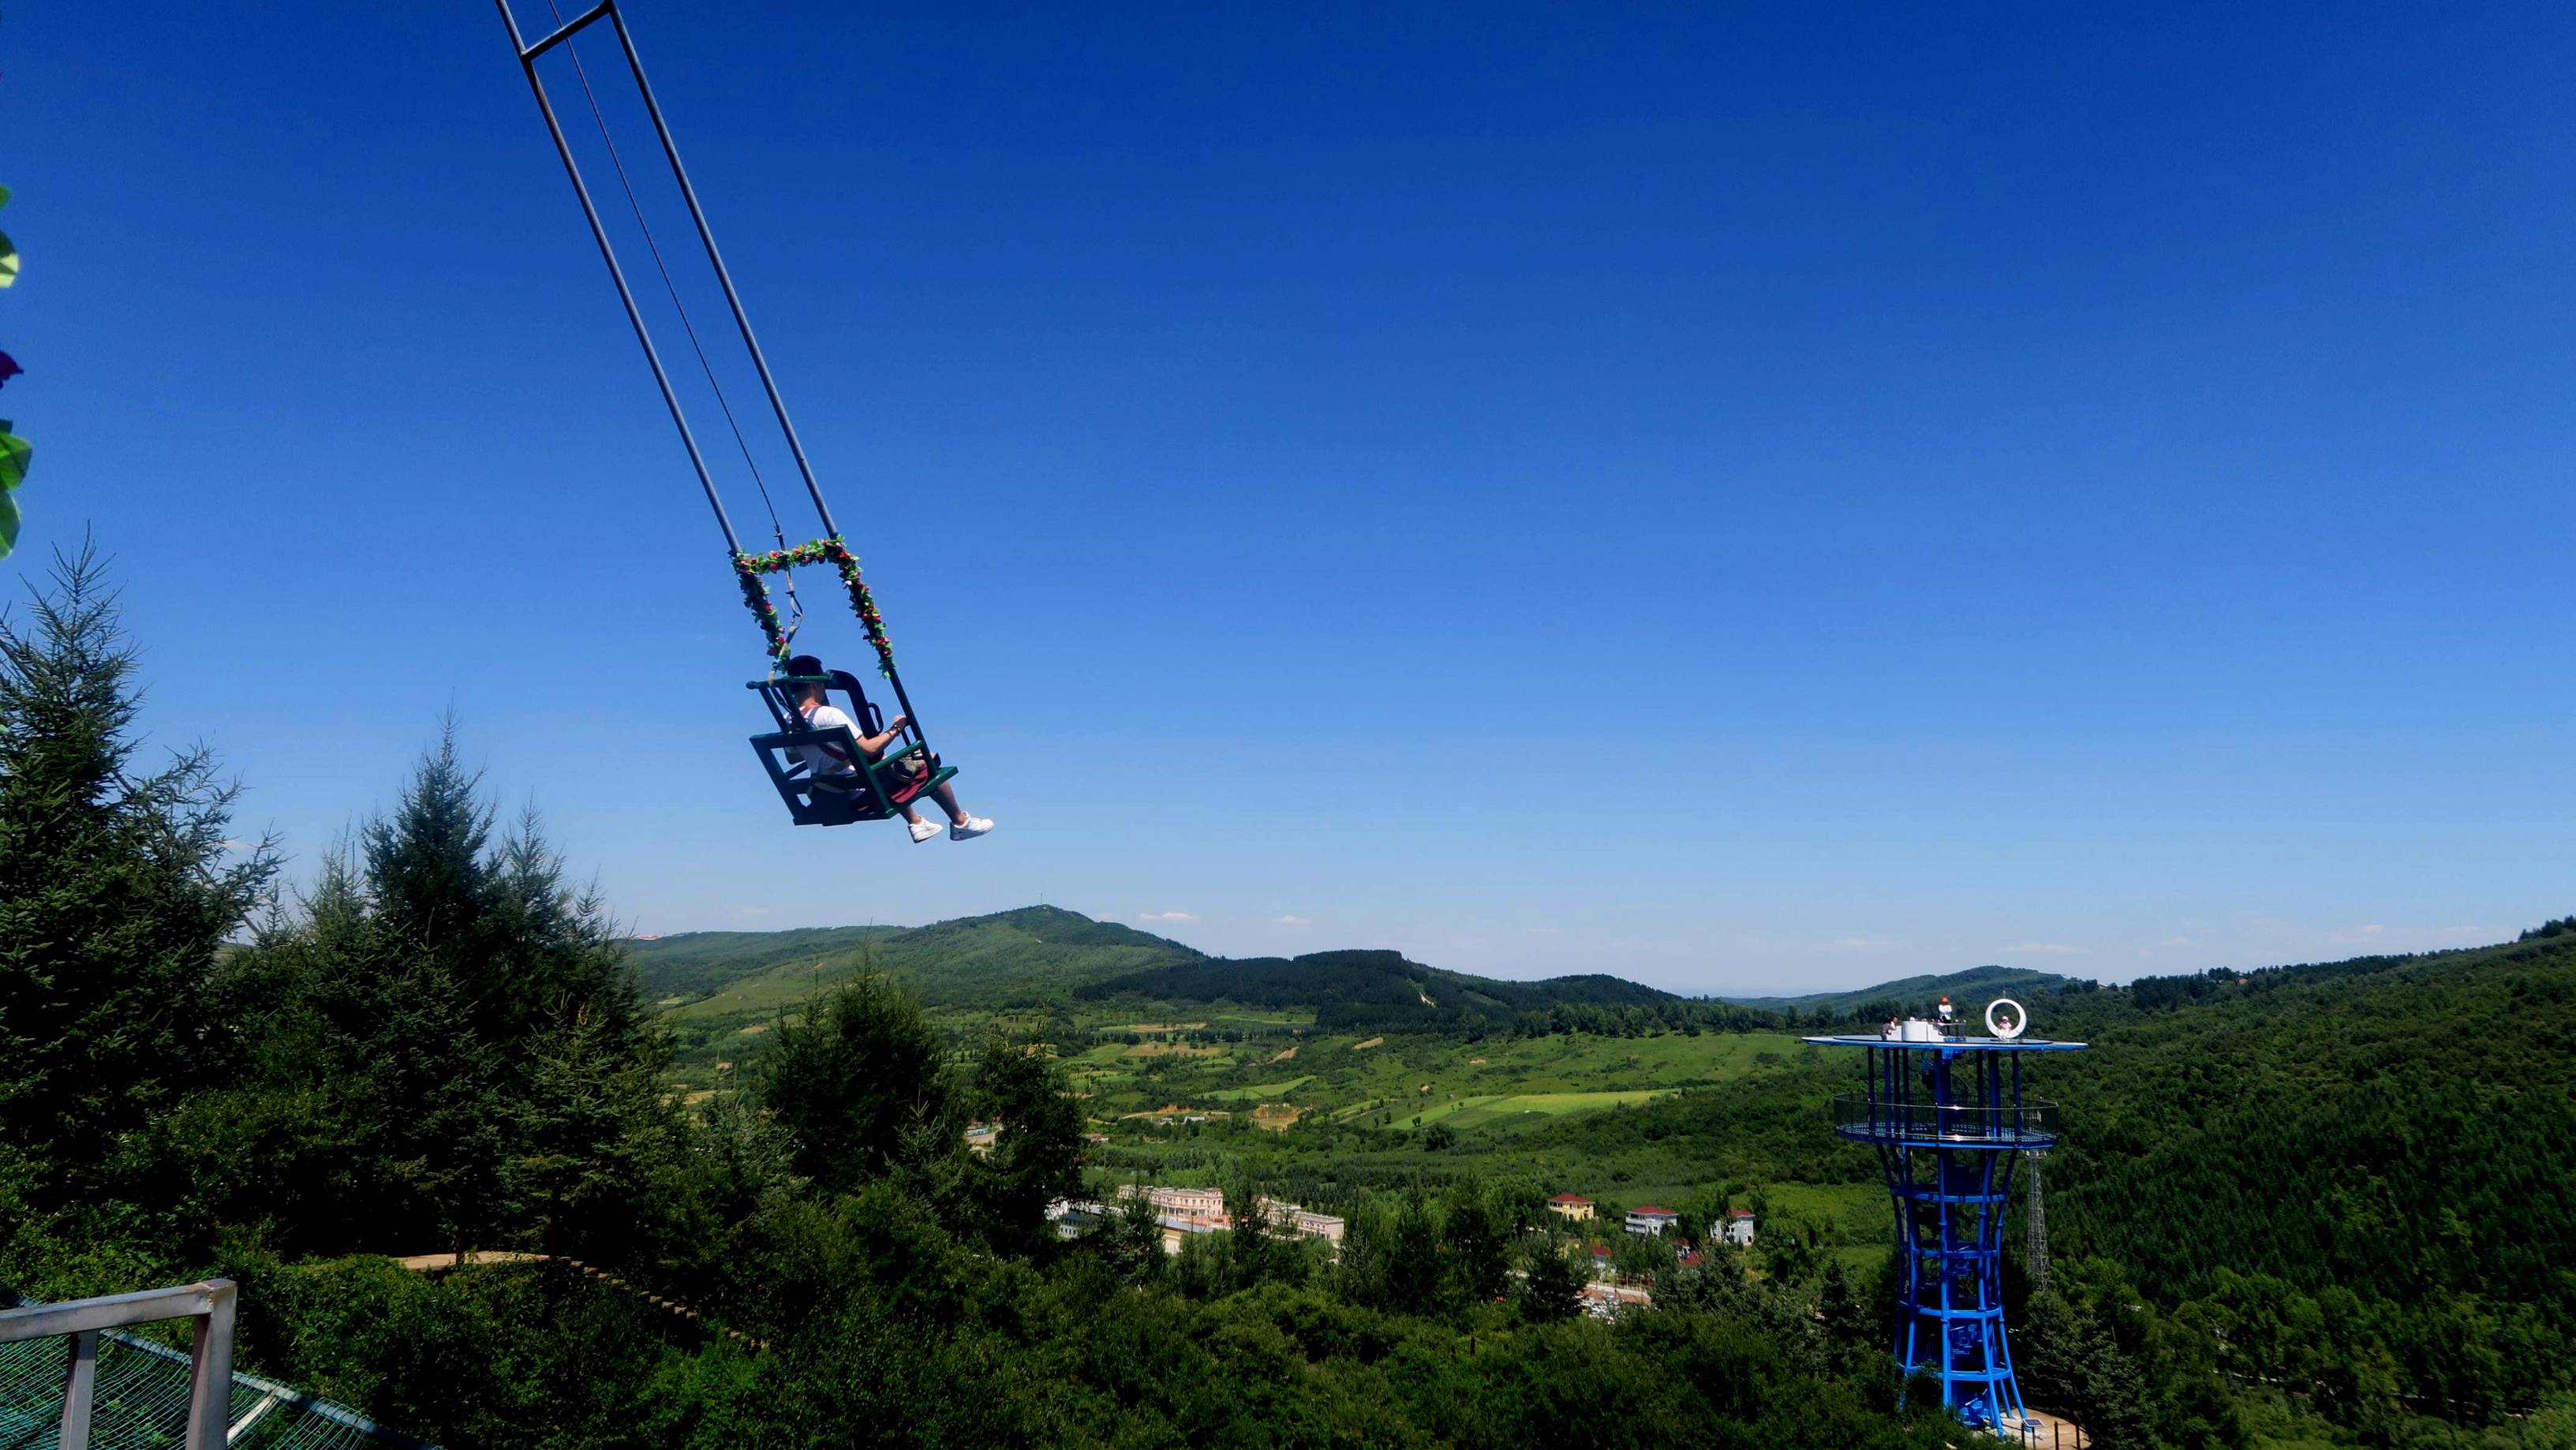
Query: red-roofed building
1625,1205,1680,1237
1546,1193,1595,1224
1724,1208,1756,1246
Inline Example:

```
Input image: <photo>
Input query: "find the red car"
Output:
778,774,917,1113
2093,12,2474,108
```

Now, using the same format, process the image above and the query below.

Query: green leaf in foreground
0,229,15,289
0,427,26,492
0,487,17,557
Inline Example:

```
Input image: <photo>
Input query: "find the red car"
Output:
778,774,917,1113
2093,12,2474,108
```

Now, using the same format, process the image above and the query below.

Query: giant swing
492,0,956,829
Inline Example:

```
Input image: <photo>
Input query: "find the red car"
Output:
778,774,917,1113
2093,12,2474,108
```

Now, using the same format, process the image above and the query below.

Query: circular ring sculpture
1986,998,2027,1040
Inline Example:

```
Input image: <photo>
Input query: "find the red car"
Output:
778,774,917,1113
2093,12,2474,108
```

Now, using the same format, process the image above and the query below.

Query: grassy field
637,921,1864,1249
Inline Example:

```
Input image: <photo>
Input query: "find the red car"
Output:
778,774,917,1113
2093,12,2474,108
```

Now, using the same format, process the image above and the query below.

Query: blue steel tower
1807,1004,2086,1433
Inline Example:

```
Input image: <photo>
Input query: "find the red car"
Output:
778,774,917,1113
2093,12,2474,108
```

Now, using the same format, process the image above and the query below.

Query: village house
1546,1193,1595,1223
1724,1208,1756,1246
1624,1205,1680,1237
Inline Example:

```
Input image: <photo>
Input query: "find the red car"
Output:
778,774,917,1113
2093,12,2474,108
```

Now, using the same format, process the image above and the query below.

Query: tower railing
0,1280,234,1450
1831,1095,2059,1145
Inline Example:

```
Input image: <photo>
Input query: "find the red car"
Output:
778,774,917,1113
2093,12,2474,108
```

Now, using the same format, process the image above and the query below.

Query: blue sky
6,3,2571,994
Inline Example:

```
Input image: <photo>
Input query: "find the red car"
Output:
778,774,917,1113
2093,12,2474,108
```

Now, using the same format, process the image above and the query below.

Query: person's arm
855,714,910,756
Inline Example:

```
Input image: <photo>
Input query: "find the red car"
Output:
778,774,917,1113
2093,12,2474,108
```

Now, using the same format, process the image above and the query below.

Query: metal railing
1832,1096,2059,1144
0,1280,234,1450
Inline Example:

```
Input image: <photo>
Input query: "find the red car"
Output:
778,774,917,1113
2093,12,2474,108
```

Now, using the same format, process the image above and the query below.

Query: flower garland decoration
732,536,896,678
0,182,27,559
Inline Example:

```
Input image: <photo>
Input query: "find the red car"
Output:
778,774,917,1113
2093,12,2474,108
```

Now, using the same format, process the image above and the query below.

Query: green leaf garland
732,535,897,678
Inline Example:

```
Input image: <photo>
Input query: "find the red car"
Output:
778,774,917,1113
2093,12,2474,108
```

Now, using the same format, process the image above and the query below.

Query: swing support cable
540,0,808,638
493,0,742,557
493,0,930,753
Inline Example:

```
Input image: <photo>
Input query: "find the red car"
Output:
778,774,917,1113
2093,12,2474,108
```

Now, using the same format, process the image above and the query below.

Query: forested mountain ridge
628,905,1204,1010
1075,947,1681,1032
1720,963,2073,1015
630,910,2077,1037
2036,929,2576,1422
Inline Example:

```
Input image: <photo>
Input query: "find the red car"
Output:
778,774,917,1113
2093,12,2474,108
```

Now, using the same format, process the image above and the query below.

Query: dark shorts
814,750,940,802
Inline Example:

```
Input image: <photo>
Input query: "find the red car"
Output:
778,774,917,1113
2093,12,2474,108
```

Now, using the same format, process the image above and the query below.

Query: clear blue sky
8,3,2572,994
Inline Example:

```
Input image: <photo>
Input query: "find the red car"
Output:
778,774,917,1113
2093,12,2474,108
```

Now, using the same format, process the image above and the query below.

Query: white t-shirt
798,702,864,779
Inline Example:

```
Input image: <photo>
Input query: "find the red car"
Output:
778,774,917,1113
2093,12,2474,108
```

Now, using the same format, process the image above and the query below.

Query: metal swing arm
492,0,847,551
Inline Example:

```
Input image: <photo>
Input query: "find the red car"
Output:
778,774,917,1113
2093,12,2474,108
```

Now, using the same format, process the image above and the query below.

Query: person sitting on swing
787,654,993,843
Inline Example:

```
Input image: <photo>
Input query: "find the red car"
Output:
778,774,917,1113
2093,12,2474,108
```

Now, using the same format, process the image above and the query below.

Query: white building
1119,1183,1228,1216
1624,1205,1680,1237
1257,1196,1347,1246
1723,1209,1755,1246
1116,1186,1347,1250
1045,1199,1109,1239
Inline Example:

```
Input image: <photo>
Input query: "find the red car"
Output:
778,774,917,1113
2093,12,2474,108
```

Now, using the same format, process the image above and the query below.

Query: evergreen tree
955,1035,1084,1255
1517,1237,1586,1323
760,971,949,1194
0,546,274,1201
1819,1258,1878,1377
153,731,664,1260
1444,1178,1509,1305
1384,1190,1446,1315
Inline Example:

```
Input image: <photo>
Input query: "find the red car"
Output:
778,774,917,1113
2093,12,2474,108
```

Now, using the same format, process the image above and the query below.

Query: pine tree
172,729,664,1258
0,546,273,1200
761,970,950,1194
1443,1177,1509,1305
956,1034,1084,1255
1517,1236,1586,1323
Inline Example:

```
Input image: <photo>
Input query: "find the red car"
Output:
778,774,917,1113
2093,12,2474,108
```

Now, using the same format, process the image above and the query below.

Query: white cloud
2013,941,2090,956
219,838,255,852
1275,914,1310,925
1138,911,1199,923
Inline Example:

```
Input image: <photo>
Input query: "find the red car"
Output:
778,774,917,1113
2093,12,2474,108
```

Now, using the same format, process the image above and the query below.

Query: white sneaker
949,817,994,841
907,819,940,843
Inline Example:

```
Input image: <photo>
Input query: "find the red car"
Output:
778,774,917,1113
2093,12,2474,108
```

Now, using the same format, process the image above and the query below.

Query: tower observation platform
1806,1000,2088,1434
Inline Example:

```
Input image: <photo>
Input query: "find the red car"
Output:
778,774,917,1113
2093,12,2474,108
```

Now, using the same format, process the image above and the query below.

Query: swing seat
746,672,958,828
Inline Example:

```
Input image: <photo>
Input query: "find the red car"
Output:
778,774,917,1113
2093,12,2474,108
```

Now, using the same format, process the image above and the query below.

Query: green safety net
0,1322,435,1449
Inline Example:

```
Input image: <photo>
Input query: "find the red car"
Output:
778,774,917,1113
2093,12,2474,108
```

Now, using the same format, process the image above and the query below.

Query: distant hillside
627,906,1202,1012
627,908,1692,1037
627,925,896,1001
1719,964,2070,1015
2034,930,2576,1396
1076,948,1680,1033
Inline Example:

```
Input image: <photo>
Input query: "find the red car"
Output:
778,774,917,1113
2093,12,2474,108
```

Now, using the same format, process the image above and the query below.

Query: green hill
2038,932,2576,1385
1077,948,1680,1032
1719,963,2071,1015
630,908,1703,1043
1527,926,2576,1427
630,905,1202,1017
